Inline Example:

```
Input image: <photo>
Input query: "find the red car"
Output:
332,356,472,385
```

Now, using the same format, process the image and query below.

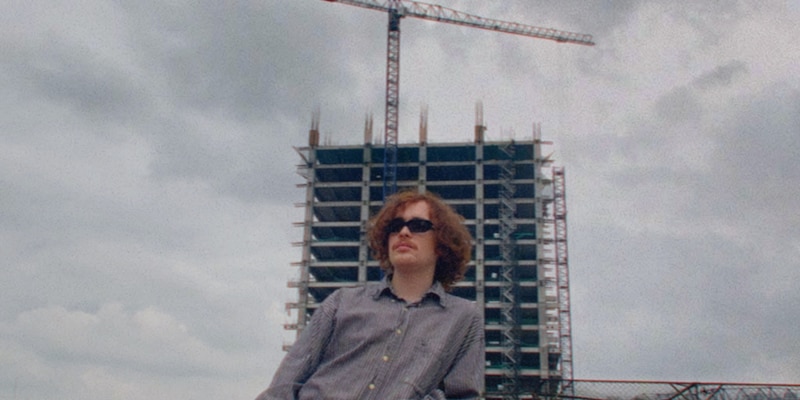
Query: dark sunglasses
386,218,434,234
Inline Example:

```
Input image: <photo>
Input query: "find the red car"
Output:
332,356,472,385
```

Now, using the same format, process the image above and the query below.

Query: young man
257,190,484,399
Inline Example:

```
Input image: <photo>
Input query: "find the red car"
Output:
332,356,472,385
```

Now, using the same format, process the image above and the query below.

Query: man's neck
390,269,435,304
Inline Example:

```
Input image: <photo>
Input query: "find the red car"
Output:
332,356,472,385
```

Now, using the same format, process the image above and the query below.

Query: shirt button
368,383,376,390
395,329,402,335
382,355,389,362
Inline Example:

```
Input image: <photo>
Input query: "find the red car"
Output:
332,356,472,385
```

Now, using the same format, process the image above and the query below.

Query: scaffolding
553,167,573,395
499,141,521,399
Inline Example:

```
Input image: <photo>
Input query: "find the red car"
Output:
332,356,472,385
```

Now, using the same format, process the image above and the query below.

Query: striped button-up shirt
257,279,484,400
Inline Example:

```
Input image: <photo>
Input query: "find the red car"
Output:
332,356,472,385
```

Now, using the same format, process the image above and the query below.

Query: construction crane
323,0,594,198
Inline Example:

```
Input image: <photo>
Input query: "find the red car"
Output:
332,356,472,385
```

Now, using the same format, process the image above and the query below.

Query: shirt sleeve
436,307,486,399
254,290,341,400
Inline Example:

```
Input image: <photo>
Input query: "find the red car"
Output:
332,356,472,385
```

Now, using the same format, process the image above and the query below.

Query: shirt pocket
402,339,447,397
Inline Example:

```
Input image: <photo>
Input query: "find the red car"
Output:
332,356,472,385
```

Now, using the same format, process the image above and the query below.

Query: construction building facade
285,114,572,399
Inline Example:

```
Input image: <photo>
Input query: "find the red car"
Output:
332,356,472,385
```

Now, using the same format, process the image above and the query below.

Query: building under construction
284,112,572,399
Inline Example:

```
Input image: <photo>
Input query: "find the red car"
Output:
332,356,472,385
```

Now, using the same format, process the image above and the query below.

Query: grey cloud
693,60,748,90
5,35,148,129
696,83,800,220
654,86,703,122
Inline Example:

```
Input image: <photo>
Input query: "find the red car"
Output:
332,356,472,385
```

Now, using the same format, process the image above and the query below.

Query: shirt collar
372,277,448,307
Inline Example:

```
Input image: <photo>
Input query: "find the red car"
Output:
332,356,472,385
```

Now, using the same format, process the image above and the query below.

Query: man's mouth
393,242,414,251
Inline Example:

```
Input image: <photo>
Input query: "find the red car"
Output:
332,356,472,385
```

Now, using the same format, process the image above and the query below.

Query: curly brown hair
367,190,473,291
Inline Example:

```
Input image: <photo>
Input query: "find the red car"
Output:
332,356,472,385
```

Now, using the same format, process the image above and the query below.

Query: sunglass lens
387,218,405,234
407,219,432,233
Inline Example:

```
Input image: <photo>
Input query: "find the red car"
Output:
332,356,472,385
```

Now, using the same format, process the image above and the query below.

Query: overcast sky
2,1,800,399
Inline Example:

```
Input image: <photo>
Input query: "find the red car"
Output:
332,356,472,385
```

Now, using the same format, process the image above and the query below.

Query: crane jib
321,0,595,200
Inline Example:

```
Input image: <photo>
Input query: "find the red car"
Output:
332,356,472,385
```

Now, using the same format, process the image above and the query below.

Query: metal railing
532,379,800,400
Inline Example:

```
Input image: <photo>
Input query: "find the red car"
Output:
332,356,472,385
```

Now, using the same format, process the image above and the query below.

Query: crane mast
384,1,401,197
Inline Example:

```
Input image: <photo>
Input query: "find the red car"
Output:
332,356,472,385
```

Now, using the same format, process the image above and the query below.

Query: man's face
388,200,438,274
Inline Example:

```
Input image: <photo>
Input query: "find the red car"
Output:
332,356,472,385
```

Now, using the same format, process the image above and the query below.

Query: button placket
366,297,409,399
